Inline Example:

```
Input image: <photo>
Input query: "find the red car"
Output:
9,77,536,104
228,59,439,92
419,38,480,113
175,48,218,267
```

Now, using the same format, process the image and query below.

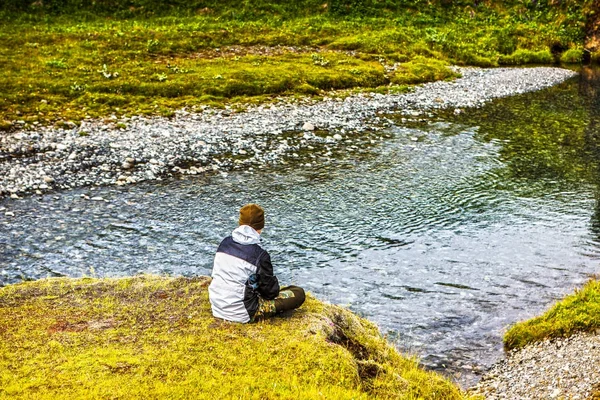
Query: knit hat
239,203,265,231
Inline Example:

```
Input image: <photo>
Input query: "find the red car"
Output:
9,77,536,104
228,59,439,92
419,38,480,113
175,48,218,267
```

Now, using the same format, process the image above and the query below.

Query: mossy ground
0,275,471,399
504,278,600,351
0,0,590,129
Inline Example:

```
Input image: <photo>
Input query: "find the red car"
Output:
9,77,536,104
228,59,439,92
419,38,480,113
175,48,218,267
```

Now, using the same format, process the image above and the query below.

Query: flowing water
2,67,600,386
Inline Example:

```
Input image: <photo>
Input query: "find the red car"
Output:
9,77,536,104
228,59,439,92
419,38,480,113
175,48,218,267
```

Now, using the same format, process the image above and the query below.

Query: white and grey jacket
208,225,280,323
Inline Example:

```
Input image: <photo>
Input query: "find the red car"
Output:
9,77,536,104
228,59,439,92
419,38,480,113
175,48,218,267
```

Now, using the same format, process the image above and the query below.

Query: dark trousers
252,285,306,321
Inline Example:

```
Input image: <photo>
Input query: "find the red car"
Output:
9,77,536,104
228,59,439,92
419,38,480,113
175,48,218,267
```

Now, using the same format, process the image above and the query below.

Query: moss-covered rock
0,276,469,399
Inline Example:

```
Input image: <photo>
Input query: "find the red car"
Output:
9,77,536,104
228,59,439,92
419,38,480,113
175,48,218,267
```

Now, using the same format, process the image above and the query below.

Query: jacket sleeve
257,250,280,300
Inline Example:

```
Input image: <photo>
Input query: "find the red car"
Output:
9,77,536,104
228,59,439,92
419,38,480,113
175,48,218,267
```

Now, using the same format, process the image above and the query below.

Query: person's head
239,203,264,233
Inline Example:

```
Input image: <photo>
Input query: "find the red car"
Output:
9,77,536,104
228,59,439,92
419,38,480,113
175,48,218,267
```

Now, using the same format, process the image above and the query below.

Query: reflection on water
2,68,600,387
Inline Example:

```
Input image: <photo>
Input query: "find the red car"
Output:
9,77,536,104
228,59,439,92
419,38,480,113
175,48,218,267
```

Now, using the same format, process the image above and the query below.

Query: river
1,67,599,387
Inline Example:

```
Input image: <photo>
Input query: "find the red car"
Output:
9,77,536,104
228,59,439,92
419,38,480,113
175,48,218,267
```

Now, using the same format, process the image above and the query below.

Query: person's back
209,204,305,323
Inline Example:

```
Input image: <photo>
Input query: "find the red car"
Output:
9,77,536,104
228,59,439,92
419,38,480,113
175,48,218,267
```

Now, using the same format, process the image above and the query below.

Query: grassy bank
504,278,600,351
0,0,592,128
503,278,600,398
0,275,471,399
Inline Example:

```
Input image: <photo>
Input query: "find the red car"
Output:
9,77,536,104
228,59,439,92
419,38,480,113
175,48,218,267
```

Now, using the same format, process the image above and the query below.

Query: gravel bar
470,331,600,399
0,67,577,198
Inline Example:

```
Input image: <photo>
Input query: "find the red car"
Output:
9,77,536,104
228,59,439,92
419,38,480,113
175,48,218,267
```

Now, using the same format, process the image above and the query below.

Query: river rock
302,122,315,131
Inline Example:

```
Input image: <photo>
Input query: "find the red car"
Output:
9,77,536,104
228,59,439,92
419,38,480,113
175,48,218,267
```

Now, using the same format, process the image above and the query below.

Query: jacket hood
232,225,261,245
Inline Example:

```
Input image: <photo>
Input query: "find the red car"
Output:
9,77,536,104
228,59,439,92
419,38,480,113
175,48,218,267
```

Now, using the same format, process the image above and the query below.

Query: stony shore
470,331,600,399
0,66,576,199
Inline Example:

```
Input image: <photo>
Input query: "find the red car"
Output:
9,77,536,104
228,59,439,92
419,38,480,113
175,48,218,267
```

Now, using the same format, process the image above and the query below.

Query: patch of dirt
88,319,116,330
48,320,89,333
326,309,383,387
49,318,116,333
191,45,322,59
327,313,369,361
100,361,137,374
151,45,360,61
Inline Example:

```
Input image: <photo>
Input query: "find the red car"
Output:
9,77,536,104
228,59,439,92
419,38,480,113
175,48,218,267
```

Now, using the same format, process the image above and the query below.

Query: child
208,203,305,323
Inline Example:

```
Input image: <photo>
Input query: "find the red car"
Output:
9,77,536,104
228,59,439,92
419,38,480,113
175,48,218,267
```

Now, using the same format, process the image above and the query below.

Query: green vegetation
0,0,593,127
498,49,553,65
504,279,600,351
561,47,585,63
0,275,471,399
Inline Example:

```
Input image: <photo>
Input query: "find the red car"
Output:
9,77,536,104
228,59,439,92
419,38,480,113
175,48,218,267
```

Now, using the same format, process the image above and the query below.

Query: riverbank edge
0,275,474,399
0,66,578,201
470,278,600,399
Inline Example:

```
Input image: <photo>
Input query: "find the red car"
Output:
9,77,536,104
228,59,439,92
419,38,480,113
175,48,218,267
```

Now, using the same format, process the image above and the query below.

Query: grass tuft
0,275,471,399
390,57,459,85
504,278,600,351
498,49,554,65
560,47,585,63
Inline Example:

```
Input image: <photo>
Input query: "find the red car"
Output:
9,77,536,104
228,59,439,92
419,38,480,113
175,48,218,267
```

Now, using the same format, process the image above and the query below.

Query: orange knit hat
239,203,265,231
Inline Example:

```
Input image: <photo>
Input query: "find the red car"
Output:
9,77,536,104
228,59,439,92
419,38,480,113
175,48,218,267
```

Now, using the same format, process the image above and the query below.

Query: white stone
302,122,315,131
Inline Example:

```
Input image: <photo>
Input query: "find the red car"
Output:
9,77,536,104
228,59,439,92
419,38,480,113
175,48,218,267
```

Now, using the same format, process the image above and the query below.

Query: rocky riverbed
0,67,577,199
470,331,600,399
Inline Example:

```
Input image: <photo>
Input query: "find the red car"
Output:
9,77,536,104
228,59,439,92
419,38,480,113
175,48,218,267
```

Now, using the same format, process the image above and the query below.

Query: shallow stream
2,67,600,386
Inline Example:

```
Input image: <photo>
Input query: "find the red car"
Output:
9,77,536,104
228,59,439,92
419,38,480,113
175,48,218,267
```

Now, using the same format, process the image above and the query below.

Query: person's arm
257,251,280,300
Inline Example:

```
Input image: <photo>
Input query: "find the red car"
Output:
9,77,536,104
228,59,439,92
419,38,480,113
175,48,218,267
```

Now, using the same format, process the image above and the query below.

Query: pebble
469,332,600,399
302,122,315,131
0,67,577,198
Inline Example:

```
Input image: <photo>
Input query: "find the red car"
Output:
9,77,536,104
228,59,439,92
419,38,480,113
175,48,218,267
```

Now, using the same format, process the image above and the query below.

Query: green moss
504,279,600,351
0,276,470,399
0,120,13,131
390,57,459,85
560,47,585,63
498,49,554,65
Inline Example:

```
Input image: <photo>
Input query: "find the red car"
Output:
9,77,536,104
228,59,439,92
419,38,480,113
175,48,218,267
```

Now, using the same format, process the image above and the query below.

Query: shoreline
0,66,576,200
470,278,600,398
470,330,600,399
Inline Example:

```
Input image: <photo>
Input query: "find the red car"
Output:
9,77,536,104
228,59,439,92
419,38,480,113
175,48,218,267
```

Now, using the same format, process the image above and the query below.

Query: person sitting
208,203,305,323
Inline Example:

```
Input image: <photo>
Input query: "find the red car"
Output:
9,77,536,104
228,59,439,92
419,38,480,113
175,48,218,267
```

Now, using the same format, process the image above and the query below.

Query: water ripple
2,83,600,388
